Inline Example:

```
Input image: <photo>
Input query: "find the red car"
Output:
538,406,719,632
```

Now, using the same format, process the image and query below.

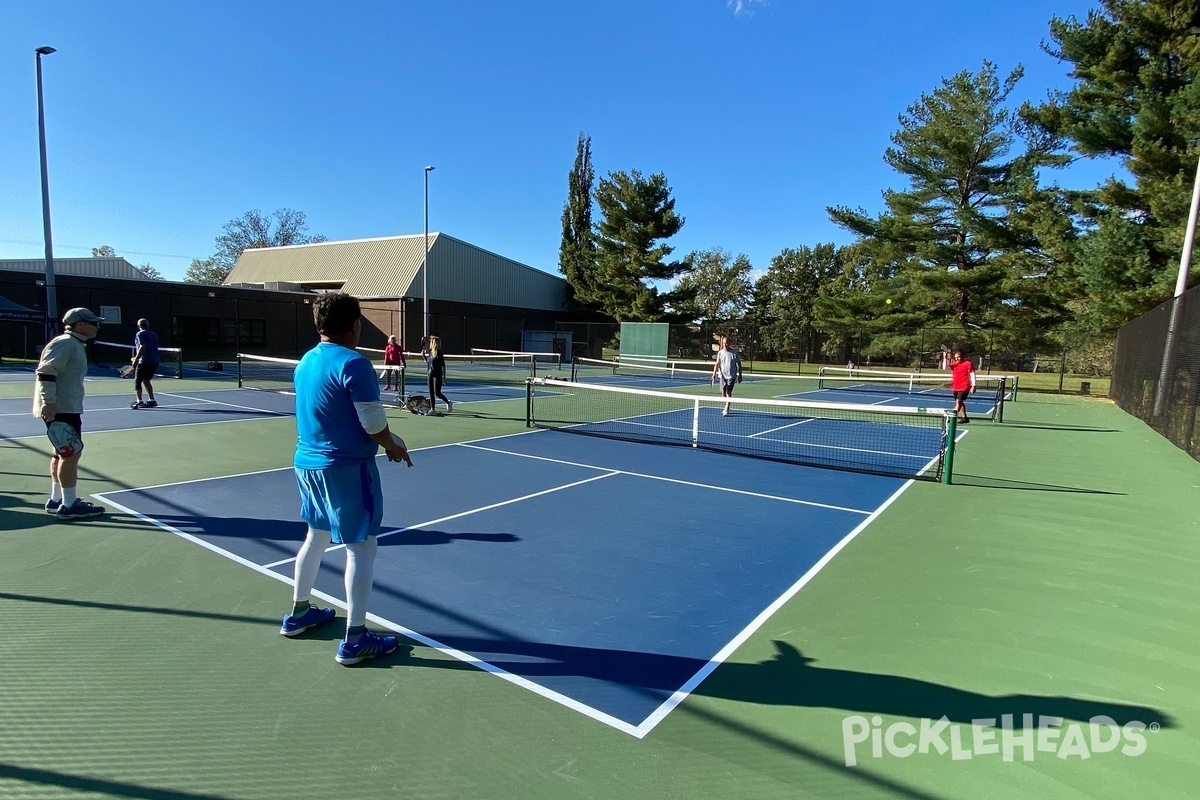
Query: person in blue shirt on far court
280,292,414,666
130,318,160,409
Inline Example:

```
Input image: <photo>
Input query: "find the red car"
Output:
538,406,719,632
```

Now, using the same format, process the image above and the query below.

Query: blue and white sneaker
280,604,336,637
45,498,62,514
335,631,400,665
57,499,105,520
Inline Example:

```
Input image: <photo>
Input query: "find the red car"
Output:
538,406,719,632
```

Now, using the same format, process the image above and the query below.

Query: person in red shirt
948,349,976,423
382,334,406,392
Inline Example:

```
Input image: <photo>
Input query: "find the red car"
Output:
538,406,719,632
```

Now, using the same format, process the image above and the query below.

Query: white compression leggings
292,527,376,629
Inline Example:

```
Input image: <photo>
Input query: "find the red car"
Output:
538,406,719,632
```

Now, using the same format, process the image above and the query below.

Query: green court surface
2,371,1198,799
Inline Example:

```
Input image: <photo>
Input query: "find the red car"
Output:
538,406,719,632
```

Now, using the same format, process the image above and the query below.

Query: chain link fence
1111,285,1200,461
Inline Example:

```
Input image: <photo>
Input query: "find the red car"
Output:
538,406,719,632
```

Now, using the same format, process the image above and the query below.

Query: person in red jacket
948,349,976,424
382,335,406,392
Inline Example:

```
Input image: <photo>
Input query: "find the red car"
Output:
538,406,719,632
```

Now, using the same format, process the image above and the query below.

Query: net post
525,378,534,427
173,347,183,379
941,415,957,485
996,377,1006,423
236,353,244,389
1011,374,1019,402
691,399,700,448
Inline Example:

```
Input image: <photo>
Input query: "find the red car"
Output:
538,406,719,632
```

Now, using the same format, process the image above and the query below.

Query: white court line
459,442,873,515
91,488,647,737
87,425,920,738
262,470,622,569
631,475,920,738
157,390,292,414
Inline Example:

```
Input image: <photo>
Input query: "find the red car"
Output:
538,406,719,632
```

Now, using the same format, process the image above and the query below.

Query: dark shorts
720,377,736,392
136,362,158,382
45,413,84,458
45,413,83,436
953,389,971,402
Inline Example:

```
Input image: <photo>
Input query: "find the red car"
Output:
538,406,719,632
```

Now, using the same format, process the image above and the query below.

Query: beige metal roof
225,233,566,312
0,257,150,280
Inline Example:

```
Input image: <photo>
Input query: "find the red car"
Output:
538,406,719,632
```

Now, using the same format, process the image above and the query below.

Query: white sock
50,482,63,502
292,527,332,603
63,487,77,506
344,536,377,629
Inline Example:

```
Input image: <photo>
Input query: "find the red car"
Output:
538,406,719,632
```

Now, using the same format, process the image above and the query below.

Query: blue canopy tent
0,295,43,322
0,294,45,363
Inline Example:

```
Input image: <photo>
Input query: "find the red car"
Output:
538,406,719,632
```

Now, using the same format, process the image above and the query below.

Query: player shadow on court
999,421,1120,432
357,580,1172,727
948,474,1125,494
695,641,1173,728
378,529,520,546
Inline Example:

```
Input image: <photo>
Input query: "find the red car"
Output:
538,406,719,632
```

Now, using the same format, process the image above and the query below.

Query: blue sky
1,0,1115,282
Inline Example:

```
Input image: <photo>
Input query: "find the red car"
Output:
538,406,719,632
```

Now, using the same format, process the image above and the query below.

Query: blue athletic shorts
294,461,383,544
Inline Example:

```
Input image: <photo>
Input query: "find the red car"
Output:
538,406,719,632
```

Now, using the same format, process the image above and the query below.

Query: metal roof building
224,233,566,312
0,257,153,281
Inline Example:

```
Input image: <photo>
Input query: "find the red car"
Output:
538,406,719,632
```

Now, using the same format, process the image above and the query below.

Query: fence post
1058,329,1069,393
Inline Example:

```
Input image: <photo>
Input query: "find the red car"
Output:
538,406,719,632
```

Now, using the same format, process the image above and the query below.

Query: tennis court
2,359,1196,799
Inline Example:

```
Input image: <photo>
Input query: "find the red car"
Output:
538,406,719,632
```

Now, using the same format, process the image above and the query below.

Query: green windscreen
619,322,668,360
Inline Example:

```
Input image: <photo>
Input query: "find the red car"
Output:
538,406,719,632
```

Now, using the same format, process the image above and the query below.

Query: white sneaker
722,409,729,417
446,400,453,412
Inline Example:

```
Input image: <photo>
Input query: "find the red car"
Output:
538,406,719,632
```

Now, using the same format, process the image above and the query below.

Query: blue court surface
0,387,296,440
93,427,921,737
2,381,564,441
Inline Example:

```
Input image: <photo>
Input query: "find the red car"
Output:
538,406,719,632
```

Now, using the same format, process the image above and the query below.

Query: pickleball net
470,348,563,370
814,373,1007,421
573,356,717,385
819,365,1018,401
93,340,183,378
574,357,1004,420
527,377,956,482
238,353,404,404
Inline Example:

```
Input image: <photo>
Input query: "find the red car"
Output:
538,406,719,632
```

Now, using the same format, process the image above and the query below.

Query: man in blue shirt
131,318,160,408
281,292,414,666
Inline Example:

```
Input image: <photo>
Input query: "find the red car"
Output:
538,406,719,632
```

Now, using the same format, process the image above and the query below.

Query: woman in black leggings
424,335,453,413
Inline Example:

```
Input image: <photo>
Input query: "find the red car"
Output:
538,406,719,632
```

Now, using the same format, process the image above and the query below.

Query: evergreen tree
1025,0,1200,329
829,62,1066,333
559,133,601,312
593,170,686,321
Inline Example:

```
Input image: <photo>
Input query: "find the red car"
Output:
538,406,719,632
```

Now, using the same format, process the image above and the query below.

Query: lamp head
425,165,435,172
36,46,57,56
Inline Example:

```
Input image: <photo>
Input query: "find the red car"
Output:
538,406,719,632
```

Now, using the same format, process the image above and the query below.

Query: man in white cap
32,307,106,519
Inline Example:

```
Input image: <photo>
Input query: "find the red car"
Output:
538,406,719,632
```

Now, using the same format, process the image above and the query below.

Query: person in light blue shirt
281,292,414,666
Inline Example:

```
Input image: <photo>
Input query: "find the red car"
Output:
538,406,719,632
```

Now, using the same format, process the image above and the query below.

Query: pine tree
593,170,685,321
559,133,601,312
829,62,1066,332
1025,0,1200,329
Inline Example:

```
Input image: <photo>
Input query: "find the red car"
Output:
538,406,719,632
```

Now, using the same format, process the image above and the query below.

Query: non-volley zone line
90,430,913,735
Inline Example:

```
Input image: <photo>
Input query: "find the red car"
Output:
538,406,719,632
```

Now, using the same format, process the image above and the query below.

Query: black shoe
145,400,158,408
130,400,146,409
958,417,971,424
58,499,105,519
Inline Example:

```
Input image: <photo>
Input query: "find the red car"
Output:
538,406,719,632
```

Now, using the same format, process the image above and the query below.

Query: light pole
35,45,58,339
423,165,435,339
